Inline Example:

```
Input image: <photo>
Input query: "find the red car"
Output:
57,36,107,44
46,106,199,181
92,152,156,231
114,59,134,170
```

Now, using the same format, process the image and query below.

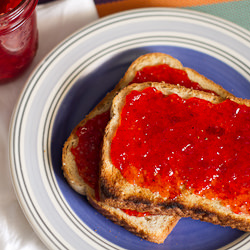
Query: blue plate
10,8,250,250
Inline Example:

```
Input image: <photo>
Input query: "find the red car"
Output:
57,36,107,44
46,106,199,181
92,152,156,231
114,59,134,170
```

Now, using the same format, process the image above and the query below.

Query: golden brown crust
184,68,232,98
87,192,180,243
100,82,250,232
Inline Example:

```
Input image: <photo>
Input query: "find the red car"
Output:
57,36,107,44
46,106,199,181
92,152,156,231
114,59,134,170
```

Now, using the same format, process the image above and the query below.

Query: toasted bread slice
62,52,233,243
100,82,250,232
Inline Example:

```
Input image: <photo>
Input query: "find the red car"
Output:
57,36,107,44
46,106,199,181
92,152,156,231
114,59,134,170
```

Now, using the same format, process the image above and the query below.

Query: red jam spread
131,64,215,94
71,63,219,216
71,111,110,191
71,111,153,216
121,209,151,217
110,87,250,215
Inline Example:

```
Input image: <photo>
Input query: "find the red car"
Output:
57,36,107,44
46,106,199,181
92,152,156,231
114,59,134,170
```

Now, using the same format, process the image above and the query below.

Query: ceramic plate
9,8,250,250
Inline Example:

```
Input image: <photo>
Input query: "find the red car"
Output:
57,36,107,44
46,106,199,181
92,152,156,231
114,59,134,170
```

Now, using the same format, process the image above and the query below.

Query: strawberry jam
71,110,153,216
71,111,110,191
131,64,215,94
121,209,151,217
71,62,220,216
110,87,250,215
71,64,211,189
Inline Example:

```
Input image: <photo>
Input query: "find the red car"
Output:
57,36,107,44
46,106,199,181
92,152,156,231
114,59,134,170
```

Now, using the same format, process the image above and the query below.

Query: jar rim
0,0,38,20
0,0,38,33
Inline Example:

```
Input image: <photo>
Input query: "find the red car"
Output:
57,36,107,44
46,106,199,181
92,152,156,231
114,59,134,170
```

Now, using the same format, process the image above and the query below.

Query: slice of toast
100,82,250,232
62,52,233,243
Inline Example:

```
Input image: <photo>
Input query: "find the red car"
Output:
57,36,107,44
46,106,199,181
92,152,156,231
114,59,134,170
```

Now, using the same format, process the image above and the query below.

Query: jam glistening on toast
62,53,233,243
100,82,250,232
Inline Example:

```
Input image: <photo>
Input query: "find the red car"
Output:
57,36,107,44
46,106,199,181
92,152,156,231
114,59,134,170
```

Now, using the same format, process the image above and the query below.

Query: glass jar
0,0,38,82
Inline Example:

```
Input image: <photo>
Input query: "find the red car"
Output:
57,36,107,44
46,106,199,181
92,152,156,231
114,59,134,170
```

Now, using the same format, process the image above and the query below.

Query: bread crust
87,191,180,243
100,82,250,232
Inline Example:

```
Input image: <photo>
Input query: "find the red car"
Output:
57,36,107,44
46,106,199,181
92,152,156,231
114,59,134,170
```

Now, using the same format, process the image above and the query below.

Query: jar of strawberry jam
0,0,38,81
